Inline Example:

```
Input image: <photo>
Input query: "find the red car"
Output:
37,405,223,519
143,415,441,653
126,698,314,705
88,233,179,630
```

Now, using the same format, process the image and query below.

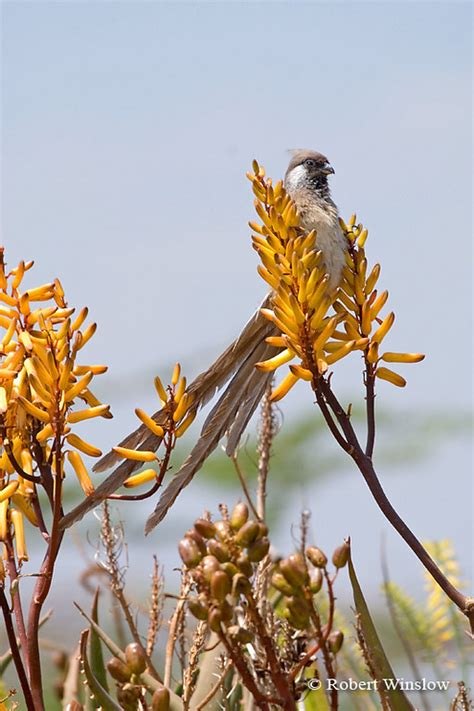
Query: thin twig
194,660,231,711
256,383,274,520
230,454,260,521
164,573,191,688
0,587,34,708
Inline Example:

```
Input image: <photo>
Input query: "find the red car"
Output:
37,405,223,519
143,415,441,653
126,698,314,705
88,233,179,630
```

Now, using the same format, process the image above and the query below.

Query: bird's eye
304,158,316,168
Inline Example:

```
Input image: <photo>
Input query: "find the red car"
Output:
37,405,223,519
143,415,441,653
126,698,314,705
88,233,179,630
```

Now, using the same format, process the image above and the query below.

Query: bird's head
284,150,335,197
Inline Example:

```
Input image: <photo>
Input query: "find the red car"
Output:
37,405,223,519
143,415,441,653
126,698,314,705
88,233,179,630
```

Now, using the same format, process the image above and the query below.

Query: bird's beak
323,164,335,175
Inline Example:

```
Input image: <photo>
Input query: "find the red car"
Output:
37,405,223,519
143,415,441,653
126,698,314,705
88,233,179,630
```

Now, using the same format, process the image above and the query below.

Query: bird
59,150,347,533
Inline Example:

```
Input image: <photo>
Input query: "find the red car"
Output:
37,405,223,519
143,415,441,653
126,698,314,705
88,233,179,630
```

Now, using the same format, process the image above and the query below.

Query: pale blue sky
1,1,472,651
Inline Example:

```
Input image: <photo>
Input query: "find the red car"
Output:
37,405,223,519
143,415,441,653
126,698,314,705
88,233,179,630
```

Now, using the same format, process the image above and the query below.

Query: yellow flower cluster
115,363,196,489
0,250,110,565
248,162,424,401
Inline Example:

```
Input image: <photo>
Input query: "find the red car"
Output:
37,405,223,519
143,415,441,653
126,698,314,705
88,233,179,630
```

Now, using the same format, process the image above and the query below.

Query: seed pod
236,554,253,578
328,629,344,653
230,502,249,530
152,687,171,711
208,539,231,562
247,536,270,562
210,570,231,602
257,522,269,537
194,518,216,539
184,529,207,556
235,521,260,547
285,597,310,629
208,608,223,632
214,520,230,541
280,554,308,587
65,702,84,711
232,573,252,596
306,546,328,568
106,656,132,683
125,642,147,675
271,572,295,596
187,596,209,621
117,686,140,710
178,538,202,568
221,599,234,622
201,555,221,582
332,542,350,569
221,561,240,578
227,625,254,644
309,569,323,594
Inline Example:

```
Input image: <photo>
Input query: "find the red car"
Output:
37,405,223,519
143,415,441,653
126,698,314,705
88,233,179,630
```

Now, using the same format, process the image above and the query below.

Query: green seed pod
188,595,209,620
227,625,254,644
214,520,230,541
306,546,328,568
106,656,132,683
208,539,231,562
328,629,344,653
184,528,207,556
286,596,310,629
124,642,147,675
201,555,221,582
247,536,270,562
232,572,252,596
271,572,295,596
332,542,350,569
178,537,202,568
257,522,269,537
230,502,249,530
194,518,216,539
208,607,223,632
309,568,323,594
235,521,260,547
236,554,253,578
152,687,171,711
280,554,308,588
210,570,231,602
221,561,240,578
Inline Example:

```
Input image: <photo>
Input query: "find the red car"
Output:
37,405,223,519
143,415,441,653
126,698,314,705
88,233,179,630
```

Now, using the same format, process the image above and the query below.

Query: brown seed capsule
178,537,202,568
201,555,221,582
271,572,295,596
227,625,254,644
284,597,310,630
117,686,140,710
309,569,323,594
152,687,171,711
194,518,216,539
332,542,350,569
235,521,260,547
124,642,147,675
230,501,249,530
328,629,344,653
210,570,231,602
214,519,230,541
187,595,209,621
221,599,234,622
208,539,231,562
232,572,252,596
280,554,308,588
236,554,253,578
257,522,269,537
247,536,270,562
306,546,328,568
106,656,132,683
185,528,207,556
208,607,223,632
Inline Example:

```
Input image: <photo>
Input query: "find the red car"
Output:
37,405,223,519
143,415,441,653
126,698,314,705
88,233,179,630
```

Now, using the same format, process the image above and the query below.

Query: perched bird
60,150,347,533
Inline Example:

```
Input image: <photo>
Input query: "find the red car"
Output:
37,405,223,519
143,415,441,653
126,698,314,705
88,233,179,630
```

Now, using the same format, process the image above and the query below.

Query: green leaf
80,629,122,711
89,588,109,693
348,545,415,711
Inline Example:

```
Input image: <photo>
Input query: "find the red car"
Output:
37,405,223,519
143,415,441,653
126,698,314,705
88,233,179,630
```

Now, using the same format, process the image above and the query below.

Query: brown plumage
60,150,346,533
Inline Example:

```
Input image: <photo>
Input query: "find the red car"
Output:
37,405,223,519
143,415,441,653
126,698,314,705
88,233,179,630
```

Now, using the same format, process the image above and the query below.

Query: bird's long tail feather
60,300,276,530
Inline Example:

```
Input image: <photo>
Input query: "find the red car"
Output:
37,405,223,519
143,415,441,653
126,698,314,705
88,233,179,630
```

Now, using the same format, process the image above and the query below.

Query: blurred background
1,0,472,706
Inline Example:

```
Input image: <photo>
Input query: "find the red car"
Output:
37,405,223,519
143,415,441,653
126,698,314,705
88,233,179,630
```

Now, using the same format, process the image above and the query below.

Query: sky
1,0,473,662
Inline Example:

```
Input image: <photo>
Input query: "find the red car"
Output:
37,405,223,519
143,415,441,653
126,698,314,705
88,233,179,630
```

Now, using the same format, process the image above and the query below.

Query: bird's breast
298,205,347,291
